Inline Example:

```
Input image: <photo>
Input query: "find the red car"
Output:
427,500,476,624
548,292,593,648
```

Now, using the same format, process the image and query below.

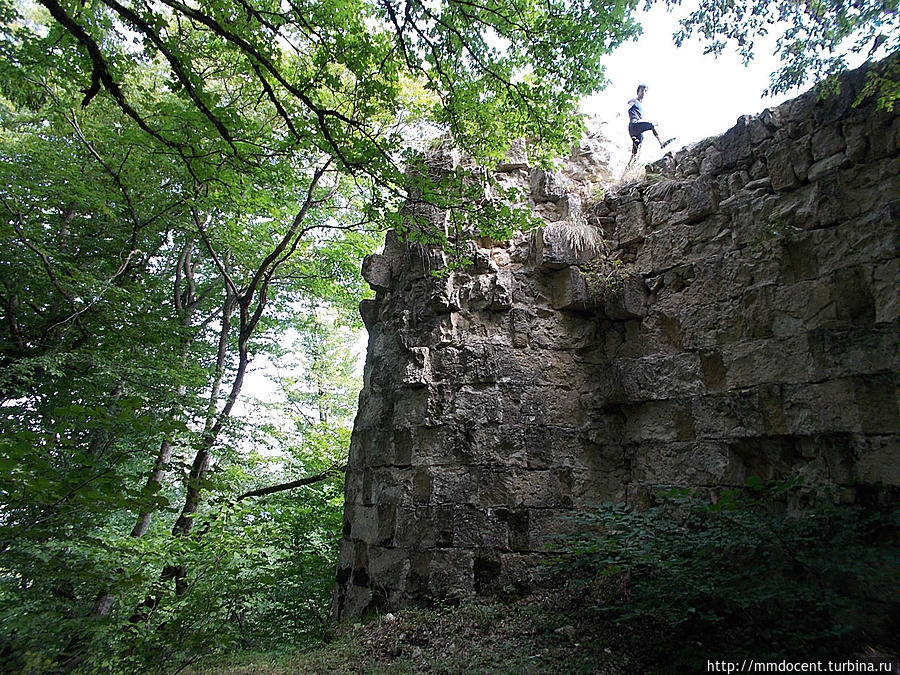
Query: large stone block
361,467,415,506
603,274,648,320
452,504,510,548
782,379,861,435
535,225,597,269
623,400,696,442
395,504,455,548
362,253,393,291
426,549,475,598
854,436,900,485
692,390,768,440
629,440,744,487
720,335,813,388
529,168,572,203
462,423,528,467
551,266,596,312
806,323,900,380
614,352,704,400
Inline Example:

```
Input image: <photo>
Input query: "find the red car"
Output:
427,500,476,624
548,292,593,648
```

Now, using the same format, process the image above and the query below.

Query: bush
551,479,900,668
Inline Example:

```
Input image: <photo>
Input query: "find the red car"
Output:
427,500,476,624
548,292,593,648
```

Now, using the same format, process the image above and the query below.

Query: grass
184,586,643,675
185,574,899,674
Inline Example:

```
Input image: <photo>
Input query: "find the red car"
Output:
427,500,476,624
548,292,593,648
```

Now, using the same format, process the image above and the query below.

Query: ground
185,579,898,675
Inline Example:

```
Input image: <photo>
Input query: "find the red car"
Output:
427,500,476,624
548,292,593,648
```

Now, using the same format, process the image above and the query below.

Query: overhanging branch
236,463,345,502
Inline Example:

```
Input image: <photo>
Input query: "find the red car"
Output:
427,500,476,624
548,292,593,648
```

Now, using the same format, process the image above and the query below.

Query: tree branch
236,464,345,502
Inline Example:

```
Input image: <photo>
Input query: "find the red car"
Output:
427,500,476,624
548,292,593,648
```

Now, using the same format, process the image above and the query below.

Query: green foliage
551,480,900,666
0,0,643,244
0,86,366,665
657,0,900,102
0,308,359,672
580,254,629,298
856,53,900,111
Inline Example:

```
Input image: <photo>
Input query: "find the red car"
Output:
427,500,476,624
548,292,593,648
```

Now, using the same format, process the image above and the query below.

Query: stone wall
333,62,900,619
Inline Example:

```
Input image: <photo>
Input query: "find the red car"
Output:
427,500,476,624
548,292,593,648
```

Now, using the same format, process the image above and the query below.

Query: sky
580,3,806,160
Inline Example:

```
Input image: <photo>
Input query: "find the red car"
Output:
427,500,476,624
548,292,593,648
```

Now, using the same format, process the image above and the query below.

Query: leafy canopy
1,0,642,195
658,0,900,106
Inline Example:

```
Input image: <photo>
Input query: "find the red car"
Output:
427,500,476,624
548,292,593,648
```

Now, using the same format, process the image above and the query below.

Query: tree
657,0,899,106
0,87,372,670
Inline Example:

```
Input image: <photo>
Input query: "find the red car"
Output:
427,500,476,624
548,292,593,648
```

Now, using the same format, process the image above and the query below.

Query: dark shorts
629,121,655,139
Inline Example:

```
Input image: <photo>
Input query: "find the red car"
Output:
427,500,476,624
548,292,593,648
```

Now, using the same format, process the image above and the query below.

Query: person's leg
631,134,641,155
629,122,653,155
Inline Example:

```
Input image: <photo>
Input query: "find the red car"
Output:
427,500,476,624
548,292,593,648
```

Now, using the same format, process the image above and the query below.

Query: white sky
581,3,806,160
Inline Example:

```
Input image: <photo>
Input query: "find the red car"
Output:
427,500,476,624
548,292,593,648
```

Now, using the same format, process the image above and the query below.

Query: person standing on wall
628,84,674,156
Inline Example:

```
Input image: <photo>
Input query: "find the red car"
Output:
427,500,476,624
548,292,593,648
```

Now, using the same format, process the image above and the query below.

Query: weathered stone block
401,346,431,387
672,177,717,224
452,504,509,548
721,335,812,388
766,146,799,191
718,116,754,170
603,274,648,320
614,352,704,400
512,468,573,508
807,152,846,182
491,271,515,311
811,126,845,161
529,168,571,203
428,466,479,505
873,259,900,323
551,266,595,311
727,436,801,483
852,373,899,434
526,508,575,551
692,390,767,440
613,198,647,244
536,225,596,269
395,505,454,548
427,549,475,598
629,441,744,487
807,323,900,380
359,298,379,329
363,467,415,506
362,253,393,291
520,385,586,426
623,400,695,442
475,468,518,507
392,387,431,428
524,423,620,470
570,467,628,502
854,436,900,485
782,379,861,435
462,424,527,466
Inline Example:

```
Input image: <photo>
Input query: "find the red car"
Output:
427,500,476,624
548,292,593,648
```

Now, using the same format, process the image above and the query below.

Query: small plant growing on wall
580,255,631,300
545,213,610,258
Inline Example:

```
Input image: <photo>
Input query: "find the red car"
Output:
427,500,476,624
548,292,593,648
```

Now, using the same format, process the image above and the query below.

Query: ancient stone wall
333,62,900,619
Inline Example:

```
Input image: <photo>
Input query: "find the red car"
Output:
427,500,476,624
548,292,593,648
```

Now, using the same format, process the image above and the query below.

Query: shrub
551,479,899,668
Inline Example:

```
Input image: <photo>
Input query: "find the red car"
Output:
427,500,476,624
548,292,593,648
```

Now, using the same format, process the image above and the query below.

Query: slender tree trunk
131,288,239,620
91,243,202,618
130,438,174,538
129,164,328,621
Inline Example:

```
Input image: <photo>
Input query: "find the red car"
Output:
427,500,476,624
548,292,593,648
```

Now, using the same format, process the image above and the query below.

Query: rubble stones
333,59,900,620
